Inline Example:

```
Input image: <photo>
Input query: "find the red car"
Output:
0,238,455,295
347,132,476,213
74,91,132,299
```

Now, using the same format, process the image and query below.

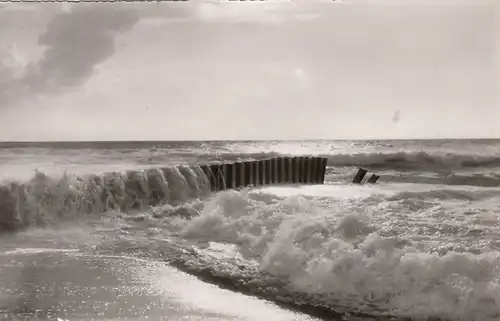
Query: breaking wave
320,151,500,170
2,147,500,321
222,151,500,170
107,150,500,171
1,169,500,320
92,188,500,321
0,165,211,232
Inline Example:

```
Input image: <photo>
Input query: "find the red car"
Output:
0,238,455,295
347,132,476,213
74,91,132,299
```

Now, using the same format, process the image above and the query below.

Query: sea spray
0,165,210,231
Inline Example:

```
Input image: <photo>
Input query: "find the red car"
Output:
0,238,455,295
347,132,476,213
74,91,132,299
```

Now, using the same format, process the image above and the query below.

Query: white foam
1,247,79,255
257,183,500,200
0,163,210,231
178,187,500,320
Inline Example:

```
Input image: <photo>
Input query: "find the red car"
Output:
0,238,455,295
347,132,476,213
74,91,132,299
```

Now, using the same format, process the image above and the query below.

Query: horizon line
0,137,499,144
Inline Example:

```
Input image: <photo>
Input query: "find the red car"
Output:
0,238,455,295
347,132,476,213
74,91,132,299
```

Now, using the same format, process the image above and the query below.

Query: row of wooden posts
199,156,328,191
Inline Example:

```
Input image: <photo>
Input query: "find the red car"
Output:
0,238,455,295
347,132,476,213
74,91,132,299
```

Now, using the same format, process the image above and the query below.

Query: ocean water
0,139,500,321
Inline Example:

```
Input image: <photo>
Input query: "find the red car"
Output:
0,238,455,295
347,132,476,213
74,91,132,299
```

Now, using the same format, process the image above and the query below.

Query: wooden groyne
200,156,328,191
0,156,328,232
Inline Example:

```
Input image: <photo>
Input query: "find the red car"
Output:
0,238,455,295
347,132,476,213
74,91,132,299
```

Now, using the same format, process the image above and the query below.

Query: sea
0,139,499,321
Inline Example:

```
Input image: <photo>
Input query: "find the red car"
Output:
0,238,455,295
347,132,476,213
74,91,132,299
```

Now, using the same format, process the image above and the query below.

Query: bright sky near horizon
0,0,498,141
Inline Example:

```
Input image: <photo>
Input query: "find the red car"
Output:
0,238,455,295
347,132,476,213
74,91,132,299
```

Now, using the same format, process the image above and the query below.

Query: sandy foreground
0,249,319,321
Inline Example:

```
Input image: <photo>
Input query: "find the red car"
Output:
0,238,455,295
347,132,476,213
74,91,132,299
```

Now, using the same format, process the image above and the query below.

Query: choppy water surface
1,139,499,321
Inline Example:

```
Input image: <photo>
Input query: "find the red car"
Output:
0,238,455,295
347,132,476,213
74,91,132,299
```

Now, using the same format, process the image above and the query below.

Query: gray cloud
0,5,139,108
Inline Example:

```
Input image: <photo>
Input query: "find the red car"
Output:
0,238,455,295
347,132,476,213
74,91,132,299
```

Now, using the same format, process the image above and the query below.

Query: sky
0,0,498,141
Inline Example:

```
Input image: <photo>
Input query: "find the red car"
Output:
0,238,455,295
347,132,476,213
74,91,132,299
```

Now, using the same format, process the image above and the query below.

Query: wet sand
0,249,319,321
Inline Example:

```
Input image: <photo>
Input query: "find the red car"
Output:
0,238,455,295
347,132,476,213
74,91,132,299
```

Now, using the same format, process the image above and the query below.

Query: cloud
0,3,39,12
194,1,284,23
0,5,139,108
134,0,324,25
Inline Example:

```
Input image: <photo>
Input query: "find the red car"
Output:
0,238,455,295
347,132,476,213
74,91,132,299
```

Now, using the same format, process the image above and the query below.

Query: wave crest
169,190,500,321
0,165,211,232
319,151,500,170
201,150,500,170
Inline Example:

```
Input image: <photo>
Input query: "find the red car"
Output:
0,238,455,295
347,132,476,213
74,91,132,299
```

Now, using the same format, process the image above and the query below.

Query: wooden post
277,157,285,183
201,164,215,191
297,157,304,183
305,157,313,183
291,157,299,183
283,157,291,183
234,162,243,188
264,159,272,185
259,160,266,185
211,164,224,190
224,163,234,189
367,174,380,184
272,158,279,184
320,157,328,183
353,168,367,184
244,161,253,186
253,161,260,186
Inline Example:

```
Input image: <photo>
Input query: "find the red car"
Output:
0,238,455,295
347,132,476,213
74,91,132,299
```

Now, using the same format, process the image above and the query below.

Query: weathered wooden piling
264,159,272,185
234,162,243,188
272,158,279,184
353,167,367,184
317,157,325,183
300,157,306,183
320,157,327,183
200,164,213,190
198,156,328,192
244,161,253,186
211,164,225,190
224,163,234,189
291,157,299,183
277,157,285,183
258,160,265,185
253,161,260,186
312,157,318,183
283,157,291,183
367,173,380,184
294,158,300,183
305,157,313,183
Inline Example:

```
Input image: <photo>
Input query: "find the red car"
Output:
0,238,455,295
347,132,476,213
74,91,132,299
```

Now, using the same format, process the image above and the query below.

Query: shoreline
0,249,321,321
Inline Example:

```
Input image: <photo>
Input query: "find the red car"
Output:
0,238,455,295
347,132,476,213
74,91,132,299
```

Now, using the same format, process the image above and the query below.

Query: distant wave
134,151,282,165
322,151,500,169
180,151,500,170
371,172,500,188
272,151,500,170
